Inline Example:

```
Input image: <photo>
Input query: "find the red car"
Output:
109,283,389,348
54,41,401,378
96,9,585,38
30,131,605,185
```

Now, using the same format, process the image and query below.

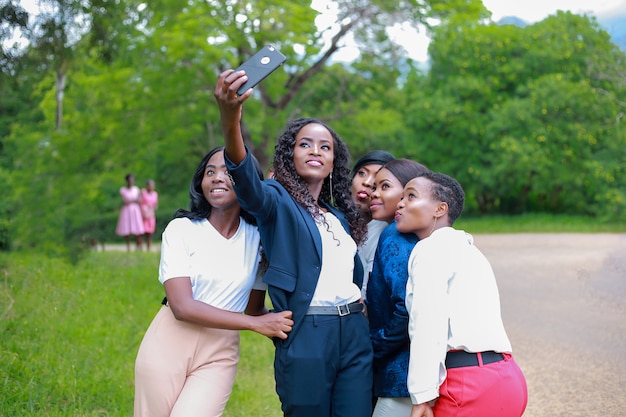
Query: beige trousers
134,306,239,417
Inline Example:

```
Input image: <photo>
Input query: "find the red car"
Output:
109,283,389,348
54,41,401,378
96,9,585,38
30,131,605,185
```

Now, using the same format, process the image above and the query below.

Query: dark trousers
274,312,373,417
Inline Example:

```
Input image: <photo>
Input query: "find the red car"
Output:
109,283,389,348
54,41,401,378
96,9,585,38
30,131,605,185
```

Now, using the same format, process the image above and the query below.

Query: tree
3,0,488,254
413,11,626,217
25,0,86,130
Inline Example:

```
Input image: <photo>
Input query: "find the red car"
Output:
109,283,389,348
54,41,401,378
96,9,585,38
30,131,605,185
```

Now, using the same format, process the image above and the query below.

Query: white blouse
406,227,512,405
309,211,361,306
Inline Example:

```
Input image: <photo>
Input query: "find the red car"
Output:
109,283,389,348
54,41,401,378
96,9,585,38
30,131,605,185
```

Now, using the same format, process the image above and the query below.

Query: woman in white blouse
395,171,527,417
134,147,293,417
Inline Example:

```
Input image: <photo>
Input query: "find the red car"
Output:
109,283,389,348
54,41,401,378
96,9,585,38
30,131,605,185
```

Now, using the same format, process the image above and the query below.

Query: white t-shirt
309,211,361,306
406,227,512,405
159,217,266,313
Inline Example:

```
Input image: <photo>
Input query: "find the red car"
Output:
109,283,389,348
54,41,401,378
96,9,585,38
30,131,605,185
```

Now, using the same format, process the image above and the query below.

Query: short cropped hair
418,171,465,225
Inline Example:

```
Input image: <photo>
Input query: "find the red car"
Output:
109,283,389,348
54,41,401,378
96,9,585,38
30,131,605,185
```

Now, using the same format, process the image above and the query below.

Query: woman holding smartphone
214,68,373,417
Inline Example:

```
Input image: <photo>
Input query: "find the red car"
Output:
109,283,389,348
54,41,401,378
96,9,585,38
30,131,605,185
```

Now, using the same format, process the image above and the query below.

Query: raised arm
214,70,253,164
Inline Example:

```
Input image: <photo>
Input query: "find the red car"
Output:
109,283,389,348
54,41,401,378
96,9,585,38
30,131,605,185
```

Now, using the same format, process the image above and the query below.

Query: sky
483,0,626,22
318,0,626,63
10,0,626,63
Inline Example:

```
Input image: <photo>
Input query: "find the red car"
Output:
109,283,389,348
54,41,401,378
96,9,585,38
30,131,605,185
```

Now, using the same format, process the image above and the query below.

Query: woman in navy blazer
215,69,373,417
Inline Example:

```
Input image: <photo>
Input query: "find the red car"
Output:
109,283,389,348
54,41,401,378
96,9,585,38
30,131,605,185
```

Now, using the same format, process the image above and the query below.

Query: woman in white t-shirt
134,147,293,417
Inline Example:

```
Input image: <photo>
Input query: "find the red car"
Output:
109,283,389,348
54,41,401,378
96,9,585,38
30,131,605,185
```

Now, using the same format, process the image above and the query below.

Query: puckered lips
356,190,370,200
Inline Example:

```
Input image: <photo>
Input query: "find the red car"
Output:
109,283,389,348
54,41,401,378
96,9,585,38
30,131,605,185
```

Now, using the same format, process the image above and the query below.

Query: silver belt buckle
337,304,350,316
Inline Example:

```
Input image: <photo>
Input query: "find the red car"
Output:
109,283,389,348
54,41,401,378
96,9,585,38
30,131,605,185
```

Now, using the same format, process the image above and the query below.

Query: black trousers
274,312,374,417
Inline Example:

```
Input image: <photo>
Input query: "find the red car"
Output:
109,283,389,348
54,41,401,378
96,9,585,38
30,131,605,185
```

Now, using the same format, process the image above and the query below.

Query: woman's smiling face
369,167,404,223
201,151,238,210
292,123,334,185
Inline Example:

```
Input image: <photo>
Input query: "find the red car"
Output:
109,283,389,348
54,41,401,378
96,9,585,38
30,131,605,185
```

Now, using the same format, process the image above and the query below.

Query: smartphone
235,45,286,96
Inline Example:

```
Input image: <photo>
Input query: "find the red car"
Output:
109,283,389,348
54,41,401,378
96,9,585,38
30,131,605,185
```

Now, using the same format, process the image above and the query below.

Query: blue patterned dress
366,221,419,398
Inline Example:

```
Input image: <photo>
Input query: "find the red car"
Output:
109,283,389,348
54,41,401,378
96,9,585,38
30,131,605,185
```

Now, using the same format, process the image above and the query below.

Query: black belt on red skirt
445,350,505,369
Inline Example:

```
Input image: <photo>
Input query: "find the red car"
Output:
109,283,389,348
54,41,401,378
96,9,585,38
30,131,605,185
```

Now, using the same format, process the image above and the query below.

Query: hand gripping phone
235,45,286,96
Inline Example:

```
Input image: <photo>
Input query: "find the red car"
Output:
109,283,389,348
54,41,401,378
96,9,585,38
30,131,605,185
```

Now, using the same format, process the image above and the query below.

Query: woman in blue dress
366,158,429,417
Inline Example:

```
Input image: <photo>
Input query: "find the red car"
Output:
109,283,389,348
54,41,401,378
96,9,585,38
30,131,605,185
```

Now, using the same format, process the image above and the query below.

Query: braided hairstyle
272,118,367,246
418,171,465,225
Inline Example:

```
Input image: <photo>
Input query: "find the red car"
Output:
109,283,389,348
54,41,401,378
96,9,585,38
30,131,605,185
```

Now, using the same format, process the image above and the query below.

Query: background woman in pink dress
141,179,158,251
116,173,145,251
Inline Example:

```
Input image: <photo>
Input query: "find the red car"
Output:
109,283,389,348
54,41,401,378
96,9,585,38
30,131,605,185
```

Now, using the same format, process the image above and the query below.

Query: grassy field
1,215,624,416
454,213,626,233
0,250,282,417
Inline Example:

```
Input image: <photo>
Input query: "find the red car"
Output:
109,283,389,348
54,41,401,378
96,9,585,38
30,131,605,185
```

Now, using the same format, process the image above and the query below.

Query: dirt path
100,233,626,416
473,233,626,417
97,243,160,253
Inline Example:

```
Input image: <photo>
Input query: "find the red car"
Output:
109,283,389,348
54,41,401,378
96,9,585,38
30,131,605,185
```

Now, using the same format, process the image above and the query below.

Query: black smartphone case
235,45,286,96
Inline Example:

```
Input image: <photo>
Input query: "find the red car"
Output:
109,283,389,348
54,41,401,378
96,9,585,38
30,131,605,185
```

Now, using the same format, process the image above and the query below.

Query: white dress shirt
309,211,361,306
405,227,512,405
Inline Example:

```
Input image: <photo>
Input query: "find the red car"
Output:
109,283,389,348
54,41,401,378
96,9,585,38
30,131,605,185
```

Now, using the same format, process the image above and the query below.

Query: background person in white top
395,171,527,417
134,147,293,417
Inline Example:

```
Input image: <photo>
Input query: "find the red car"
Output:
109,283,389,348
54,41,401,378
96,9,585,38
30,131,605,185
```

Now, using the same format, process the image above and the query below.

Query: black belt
445,351,504,369
305,301,364,316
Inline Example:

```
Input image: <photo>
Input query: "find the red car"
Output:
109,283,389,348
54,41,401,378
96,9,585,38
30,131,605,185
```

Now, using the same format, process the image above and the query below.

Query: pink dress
141,189,158,234
116,186,145,236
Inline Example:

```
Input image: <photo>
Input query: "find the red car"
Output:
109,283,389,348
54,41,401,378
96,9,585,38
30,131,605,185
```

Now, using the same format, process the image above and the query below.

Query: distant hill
497,16,527,28
497,13,626,51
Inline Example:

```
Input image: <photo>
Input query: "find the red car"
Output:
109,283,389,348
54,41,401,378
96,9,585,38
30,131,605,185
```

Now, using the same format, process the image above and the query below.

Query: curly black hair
272,118,367,245
174,146,263,225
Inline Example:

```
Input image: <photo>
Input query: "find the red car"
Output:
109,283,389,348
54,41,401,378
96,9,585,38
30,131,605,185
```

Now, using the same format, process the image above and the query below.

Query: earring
329,173,335,206
429,216,437,237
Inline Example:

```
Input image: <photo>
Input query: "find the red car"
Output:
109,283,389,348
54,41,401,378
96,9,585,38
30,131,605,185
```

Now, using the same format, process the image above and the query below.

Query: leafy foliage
413,12,626,216
0,2,624,256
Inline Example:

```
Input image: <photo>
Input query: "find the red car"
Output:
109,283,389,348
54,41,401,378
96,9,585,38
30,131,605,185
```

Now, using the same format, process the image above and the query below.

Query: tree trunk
56,69,66,131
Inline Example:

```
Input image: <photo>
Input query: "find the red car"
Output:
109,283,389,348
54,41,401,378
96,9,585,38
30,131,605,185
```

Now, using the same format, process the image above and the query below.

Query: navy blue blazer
226,150,363,347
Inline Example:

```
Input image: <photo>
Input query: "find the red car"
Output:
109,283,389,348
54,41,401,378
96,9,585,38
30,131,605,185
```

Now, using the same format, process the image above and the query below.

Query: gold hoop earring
429,216,437,237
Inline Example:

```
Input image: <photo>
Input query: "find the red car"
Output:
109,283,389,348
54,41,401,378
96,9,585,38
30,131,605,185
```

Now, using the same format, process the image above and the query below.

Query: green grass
0,250,281,417
455,213,626,233
0,215,624,416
